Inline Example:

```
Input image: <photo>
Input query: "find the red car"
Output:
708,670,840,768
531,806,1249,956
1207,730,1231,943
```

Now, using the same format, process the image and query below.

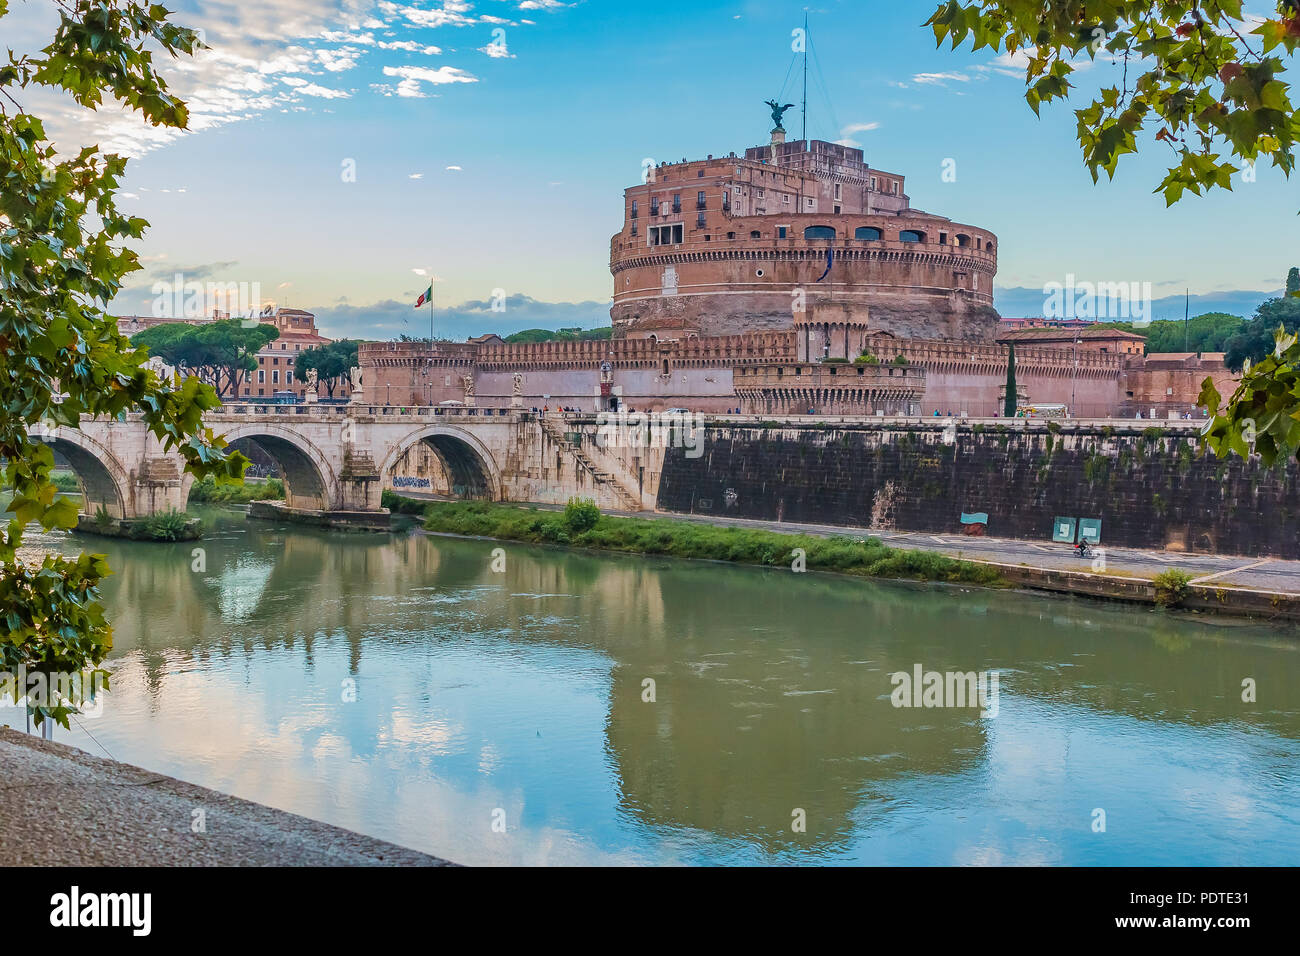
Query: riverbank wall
0,728,451,865
651,420,1300,559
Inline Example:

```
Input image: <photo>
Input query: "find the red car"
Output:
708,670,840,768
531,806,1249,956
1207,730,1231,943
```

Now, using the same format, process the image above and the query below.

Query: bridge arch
380,424,502,501
216,423,340,511
36,429,134,519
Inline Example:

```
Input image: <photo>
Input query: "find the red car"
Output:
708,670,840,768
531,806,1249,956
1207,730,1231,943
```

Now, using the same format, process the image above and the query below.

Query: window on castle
899,230,924,243
750,230,761,239
631,200,638,218
855,226,882,240
804,226,835,240
778,226,788,239
956,234,970,247
651,224,683,245
892,182,899,194
727,231,735,239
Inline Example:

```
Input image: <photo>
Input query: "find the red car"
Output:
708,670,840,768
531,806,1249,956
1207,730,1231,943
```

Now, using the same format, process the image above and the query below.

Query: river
8,507,1299,865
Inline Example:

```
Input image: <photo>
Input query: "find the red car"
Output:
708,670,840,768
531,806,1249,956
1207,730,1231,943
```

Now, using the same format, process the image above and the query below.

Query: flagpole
434,277,439,408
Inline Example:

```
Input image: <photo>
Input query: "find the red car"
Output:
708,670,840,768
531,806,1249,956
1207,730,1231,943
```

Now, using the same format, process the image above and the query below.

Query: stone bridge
36,404,654,527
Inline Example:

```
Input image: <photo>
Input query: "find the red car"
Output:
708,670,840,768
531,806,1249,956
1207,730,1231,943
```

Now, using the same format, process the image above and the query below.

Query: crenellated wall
358,331,1128,417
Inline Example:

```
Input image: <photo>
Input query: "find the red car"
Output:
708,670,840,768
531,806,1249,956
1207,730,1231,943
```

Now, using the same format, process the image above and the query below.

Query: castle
357,134,1232,420
611,136,1000,343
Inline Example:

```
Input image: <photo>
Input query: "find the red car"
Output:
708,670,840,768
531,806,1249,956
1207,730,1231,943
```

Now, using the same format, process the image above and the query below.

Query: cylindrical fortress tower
610,138,999,344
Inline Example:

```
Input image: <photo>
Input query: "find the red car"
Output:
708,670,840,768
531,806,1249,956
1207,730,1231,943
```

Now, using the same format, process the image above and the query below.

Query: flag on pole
415,284,433,308
816,246,834,283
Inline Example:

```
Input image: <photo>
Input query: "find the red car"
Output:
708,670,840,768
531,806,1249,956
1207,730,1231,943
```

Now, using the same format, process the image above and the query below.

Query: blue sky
12,0,1298,338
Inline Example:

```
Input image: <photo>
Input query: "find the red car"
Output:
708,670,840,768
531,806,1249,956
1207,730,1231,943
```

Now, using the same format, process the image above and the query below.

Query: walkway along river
8,506,1299,865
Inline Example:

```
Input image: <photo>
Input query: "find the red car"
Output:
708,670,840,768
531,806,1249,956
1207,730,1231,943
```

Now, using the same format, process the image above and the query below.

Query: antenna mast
801,11,808,143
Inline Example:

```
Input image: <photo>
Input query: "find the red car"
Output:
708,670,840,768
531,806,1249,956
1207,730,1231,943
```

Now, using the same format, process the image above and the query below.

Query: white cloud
382,1,478,29
835,121,880,148
316,47,361,72
297,82,350,99
913,71,971,85
378,40,443,54
409,173,424,179
12,0,488,157
445,165,463,171
381,64,478,97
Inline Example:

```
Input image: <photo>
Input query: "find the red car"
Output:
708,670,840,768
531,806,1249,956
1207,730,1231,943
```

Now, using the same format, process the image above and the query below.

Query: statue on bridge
510,372,523,409
304,368,319,404
348,366,363,404
462,373,476,408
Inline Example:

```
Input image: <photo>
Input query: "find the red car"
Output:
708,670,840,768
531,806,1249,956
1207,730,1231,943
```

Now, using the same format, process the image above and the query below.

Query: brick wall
656,422,1300,558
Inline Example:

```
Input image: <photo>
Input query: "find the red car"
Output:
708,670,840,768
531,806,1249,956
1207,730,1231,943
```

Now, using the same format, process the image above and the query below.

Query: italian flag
415,284,432,308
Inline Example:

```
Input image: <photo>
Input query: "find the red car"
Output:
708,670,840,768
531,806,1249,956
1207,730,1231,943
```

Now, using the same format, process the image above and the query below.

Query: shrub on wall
564,497,601,534
1154,568,1193,608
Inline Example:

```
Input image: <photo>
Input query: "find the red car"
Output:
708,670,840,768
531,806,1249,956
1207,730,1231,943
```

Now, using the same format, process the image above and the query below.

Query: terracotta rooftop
996,326,1147,343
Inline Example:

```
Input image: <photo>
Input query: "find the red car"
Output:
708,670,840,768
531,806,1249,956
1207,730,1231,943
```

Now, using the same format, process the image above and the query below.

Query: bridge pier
134,456,189,516
339,447,384,511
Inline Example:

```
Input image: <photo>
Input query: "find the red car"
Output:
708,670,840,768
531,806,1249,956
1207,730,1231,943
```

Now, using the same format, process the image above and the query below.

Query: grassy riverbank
419,498,1004,586
188,474,285,504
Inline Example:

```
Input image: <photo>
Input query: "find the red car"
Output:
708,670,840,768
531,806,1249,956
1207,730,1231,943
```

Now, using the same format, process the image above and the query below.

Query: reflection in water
10,507,1300,865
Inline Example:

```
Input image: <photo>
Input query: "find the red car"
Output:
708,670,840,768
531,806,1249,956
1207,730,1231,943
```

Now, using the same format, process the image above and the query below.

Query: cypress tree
1287,267,1299,296
1003,343,1018,417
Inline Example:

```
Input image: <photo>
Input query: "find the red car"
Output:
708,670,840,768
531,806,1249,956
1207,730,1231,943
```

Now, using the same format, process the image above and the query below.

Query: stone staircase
540,417,642,512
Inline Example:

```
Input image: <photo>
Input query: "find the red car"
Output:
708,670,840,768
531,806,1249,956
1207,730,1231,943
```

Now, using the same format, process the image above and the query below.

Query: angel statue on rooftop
764,99,795,131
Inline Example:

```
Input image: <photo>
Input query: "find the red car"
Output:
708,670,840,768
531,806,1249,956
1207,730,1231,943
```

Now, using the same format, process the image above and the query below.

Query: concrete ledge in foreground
0,728,452,866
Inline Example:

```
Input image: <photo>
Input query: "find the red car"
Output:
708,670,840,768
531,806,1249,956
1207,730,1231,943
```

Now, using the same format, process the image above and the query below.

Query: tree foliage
1,0,246,726
503,327,613,344
1004,343,1018,416
131,319,278,397
1096,311,1246,352
927,1,1300,204
1223,296,1300,370
930,2,1300,463
297,339,358,398
1201,325,1300,464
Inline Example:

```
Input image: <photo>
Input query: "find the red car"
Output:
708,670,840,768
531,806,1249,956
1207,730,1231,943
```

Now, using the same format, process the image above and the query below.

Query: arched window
955,234,970,247
854,226,882,241
750,230,761,239
899,230,925,243
803,225,836,240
